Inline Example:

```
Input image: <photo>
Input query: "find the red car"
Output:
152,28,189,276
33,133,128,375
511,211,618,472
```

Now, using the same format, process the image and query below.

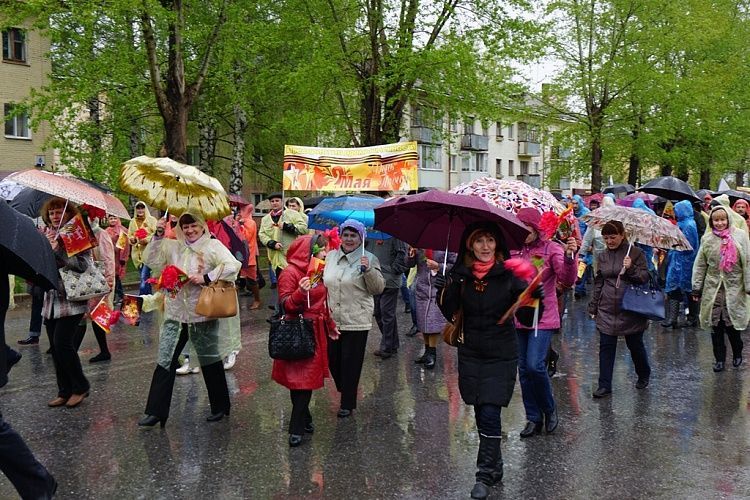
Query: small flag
90,296,114,333
120,295,143,326
59,214,98,257
307,257,326,287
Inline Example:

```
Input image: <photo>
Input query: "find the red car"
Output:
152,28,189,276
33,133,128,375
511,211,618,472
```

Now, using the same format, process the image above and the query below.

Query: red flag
59,214,98,256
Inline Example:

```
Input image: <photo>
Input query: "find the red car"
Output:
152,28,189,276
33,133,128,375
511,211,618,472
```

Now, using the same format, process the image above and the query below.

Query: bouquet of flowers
498,256,544,325
147,265,189,298
134,228,148,240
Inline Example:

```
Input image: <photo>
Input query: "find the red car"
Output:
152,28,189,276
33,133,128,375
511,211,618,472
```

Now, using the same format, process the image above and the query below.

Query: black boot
471,435,501,499
414,348,429,364
685,299,699,327
661,298,680,329
423,347,436,369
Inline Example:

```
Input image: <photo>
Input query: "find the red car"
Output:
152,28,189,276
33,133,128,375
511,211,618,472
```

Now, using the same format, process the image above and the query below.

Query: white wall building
406,105,589,195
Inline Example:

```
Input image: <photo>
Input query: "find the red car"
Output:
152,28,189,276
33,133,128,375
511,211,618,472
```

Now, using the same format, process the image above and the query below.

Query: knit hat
340,219,366,242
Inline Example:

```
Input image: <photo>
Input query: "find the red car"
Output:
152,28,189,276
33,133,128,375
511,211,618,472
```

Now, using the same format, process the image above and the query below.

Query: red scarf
425,249,434,260
472,259,495,279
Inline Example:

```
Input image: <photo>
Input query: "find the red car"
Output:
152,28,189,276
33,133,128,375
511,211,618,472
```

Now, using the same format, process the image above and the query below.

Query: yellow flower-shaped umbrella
119,156,230,220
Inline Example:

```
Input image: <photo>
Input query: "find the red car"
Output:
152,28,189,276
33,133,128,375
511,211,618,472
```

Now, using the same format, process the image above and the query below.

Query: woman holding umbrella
323,219,385,418
692,206,750,372
137,212,241,427
40,198,92,408
436,221,536,499
588,221,652,398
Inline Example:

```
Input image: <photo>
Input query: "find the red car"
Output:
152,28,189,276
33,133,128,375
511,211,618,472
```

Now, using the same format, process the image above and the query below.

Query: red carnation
134,228,148,240
152,265,189,298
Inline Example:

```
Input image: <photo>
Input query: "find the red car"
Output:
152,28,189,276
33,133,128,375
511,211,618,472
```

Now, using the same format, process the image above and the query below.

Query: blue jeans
139,265,152,295
517,328,556,423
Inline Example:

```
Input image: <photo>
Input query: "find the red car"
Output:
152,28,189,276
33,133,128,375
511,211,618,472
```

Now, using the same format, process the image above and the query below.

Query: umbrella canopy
308,195,390,239
119,156,230,220
0,201,59,290
300,195,329,210
714,189,750,205
4,170,130,219
0,178,25,201
581,205,693,250
374,190,530,252
451,177,565,214
228,193,250,206
617,192,665,209
8,186,130,220
639,176,699,202
602,183,635,196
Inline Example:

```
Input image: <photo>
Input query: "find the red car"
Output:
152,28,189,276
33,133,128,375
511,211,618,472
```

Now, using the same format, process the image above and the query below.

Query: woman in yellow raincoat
138,212,241,427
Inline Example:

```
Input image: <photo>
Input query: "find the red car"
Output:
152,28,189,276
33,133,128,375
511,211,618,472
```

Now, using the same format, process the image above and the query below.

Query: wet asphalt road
1,290,749,499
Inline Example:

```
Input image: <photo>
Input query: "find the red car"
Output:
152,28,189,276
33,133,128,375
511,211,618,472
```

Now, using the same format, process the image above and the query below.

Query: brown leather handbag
195,278,238,318
442,308,464,346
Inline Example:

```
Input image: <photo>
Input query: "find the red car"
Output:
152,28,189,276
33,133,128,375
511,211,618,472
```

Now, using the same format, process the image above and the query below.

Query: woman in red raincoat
272,233,338,447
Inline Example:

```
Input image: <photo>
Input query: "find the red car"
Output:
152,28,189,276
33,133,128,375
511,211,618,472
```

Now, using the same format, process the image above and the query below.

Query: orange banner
283,142,419,192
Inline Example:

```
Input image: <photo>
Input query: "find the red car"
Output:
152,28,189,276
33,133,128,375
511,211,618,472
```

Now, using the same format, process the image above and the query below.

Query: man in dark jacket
366,236,408,358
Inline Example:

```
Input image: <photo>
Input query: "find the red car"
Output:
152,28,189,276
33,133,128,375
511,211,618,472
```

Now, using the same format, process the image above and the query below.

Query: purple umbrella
617,192,665,209
374,190,530,272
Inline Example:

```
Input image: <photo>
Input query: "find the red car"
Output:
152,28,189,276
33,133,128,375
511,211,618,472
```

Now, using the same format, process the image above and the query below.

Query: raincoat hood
572,195,589,217
631,198,655,214
601,196,616,208
674,200,694,222
285,234,315,270
286,197,305,213
732,199,750,215
516,207,543,236
175,211,210,245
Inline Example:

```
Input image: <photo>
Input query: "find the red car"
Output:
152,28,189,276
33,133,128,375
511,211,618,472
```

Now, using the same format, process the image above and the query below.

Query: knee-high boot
686,299,699,327
471,435,501,499
249,284,261,310
661,298,680,329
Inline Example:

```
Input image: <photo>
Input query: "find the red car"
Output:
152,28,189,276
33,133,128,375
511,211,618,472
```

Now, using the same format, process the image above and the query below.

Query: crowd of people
3,187,750,500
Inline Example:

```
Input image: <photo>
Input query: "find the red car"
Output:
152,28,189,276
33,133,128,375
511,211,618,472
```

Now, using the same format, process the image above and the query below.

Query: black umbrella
639,176,699,202
714,189,750,205
602,183,636,195
0,201,59,291
300,195,330,210
9,187,52,218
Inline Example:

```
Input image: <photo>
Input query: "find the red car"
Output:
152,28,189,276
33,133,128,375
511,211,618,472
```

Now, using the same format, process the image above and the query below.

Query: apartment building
408,104,589,195
0,24,54,172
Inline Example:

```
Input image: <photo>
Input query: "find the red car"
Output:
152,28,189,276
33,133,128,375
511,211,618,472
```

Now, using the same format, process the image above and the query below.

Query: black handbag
620,276,666,321
268,300,316,360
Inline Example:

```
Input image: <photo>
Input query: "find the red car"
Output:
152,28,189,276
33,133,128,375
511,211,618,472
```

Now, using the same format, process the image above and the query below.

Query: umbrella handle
360,244,366,273
54,198,69,237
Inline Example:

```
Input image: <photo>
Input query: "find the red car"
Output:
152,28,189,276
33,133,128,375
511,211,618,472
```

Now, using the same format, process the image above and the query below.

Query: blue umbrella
308,195,392,240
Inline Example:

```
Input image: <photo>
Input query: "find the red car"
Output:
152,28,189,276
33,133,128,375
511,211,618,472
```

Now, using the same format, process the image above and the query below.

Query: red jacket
271,235,336,390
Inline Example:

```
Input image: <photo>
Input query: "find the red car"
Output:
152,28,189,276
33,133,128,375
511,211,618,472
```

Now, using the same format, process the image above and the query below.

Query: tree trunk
736,169,745,187
163,105,189,163
628,153,639,187
700,169,711,189
660,163,672,177
229,104,248,195
198,112,217,174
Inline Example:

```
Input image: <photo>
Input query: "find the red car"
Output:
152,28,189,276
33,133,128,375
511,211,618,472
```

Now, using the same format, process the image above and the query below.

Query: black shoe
470,481,490,499
289,434,303,447
337,408,352,418
545,410,559,434
206,411,228,422
17,336,39,346
519,421,543,438
423,347,436,369
374,350,393,359
304,422,315,433
713,361,725,372
404,305,411,314
635,377,650,389
406,325,418,337
138,415,166,428
592,388,612,398
547,349,559,378
6,350,21,374
89,352,111,363
414,350,428,364
733,357,743,368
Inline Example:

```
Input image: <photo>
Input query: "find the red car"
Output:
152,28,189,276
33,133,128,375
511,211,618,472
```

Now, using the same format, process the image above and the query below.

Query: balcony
459,170,488,184
460,133,489,151
516,174,541,188
410,126,442,145
518,141,541,157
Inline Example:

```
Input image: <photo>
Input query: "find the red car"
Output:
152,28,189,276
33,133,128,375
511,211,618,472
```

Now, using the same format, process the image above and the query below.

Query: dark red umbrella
228,194,250,206
374,190,530,268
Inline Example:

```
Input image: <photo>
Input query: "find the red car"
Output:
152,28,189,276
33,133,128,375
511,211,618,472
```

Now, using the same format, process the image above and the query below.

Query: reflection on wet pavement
1,293,749,498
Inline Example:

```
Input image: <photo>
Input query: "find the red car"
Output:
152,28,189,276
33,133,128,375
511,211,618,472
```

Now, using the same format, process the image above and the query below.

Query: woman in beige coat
323,219,384,417
692,206,750,372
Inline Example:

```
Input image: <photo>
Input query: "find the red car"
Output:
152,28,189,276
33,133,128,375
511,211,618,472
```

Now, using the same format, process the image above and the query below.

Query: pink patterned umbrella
451,177,565,215
581,205,692,250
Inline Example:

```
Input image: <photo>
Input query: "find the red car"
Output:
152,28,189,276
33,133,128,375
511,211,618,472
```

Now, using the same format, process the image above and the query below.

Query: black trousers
145,324,230,419
474,404,502,437
327,330,368,410
74,321,110,355
374,288,399,352
46,314,89,398
28,286,44,336
711,320,744,362
0,411,56,500
289,389,312,435
598,331,650,391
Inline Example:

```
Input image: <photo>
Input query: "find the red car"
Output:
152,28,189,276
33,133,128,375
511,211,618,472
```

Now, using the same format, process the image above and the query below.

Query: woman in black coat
437,222,533,500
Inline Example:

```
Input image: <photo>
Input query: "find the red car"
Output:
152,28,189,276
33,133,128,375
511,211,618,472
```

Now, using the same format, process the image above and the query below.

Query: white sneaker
176,358,191,375
223,351,237,370
189,366,200,374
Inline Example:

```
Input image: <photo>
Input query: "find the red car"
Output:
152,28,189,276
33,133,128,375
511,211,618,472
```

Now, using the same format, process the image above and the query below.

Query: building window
418,144,442,171
495,121,503,139
450,119,458,134
533,161,540,174
507,123,514,139
520,160,529,175
411,106,423,127
463,117,475,135
508,159,514,176
450,154,458,172
2,28,26,62
461,154,472,172
252,193,267,215
481,124,489,137
4,103,30,139
186,145,200,166
518,122,539,142
475,153,488,172
495,158,503,178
